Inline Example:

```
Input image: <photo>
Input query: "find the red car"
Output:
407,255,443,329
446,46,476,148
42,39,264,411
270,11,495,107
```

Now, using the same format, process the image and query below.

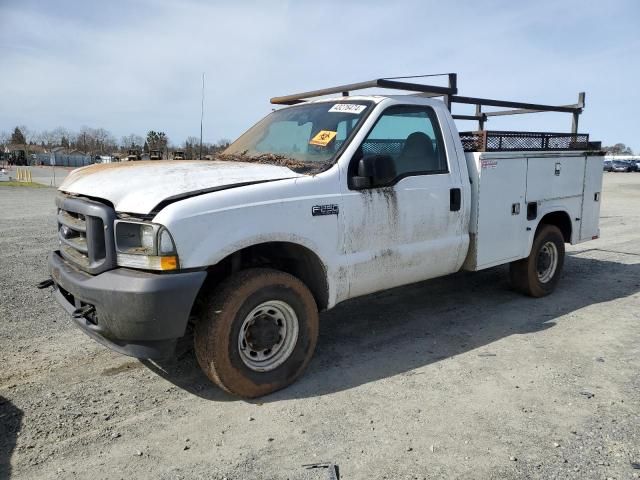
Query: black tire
509,224,565,297
194,268,319,398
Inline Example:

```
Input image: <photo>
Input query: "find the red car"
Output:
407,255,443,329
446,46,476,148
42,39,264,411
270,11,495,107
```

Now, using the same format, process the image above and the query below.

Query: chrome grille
56,194,117,274
58,210,90,267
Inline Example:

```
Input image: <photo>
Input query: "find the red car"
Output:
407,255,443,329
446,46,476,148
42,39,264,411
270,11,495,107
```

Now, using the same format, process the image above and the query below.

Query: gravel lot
1,174,639,480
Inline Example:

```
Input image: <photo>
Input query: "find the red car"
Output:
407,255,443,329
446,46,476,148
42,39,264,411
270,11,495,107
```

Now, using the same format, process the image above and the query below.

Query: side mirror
352,154,396,189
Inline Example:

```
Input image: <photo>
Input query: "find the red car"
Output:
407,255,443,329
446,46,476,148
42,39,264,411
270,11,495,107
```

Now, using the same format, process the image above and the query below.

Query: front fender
193,232,325,269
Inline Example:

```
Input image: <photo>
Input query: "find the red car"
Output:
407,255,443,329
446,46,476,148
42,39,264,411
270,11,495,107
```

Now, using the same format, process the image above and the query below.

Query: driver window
359,105,448,177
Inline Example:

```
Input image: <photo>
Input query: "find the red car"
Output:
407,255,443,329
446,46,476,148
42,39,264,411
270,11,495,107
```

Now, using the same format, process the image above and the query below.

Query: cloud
0,0,638,151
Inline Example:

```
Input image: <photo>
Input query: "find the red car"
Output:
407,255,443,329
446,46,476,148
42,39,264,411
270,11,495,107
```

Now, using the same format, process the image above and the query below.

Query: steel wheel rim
238,300,299,372
536,241,558,283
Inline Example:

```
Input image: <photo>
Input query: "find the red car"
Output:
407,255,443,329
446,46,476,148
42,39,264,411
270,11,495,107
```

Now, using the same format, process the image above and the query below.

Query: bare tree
121,134,144,150
0,131,10,147
75,126,93,153
72,126,115,154
184,136,199,159
602,143,633,155
158,132,168,151
210,138,231,153
93,128,112,153
185,136,199,146
216,138,231,148
51,127,71,147
24,127,71,149
36,130,55,147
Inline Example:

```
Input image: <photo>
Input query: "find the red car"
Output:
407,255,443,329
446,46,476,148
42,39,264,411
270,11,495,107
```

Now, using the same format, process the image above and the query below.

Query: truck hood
60,160,302,214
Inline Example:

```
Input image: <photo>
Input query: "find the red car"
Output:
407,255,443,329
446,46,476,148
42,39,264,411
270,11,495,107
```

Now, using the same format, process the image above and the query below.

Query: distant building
35,147,93,167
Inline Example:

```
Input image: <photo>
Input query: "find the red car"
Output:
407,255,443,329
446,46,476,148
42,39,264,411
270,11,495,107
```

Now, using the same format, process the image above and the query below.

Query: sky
0,0,639,151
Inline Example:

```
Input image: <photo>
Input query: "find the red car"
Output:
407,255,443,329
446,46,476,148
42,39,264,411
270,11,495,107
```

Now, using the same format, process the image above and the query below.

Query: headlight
114,220,179,271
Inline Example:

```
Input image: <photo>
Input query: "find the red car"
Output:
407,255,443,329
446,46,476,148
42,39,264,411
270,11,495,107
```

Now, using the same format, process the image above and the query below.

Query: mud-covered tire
194,268,319,398
509,224,565,297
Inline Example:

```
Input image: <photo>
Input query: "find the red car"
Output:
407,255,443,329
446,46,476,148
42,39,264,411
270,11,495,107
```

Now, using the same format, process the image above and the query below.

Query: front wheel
194,268,319,398
509,224,565,297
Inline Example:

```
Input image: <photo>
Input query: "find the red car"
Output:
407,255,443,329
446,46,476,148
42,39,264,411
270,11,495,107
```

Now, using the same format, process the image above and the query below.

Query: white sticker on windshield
328,104,367,114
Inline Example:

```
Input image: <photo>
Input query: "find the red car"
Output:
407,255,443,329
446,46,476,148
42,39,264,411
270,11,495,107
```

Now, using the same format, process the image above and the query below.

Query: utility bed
460,130,604,271
462,149,604,271
456,129,604,271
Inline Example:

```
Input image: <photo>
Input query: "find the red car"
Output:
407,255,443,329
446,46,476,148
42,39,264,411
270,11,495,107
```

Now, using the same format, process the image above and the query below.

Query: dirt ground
1,173,639,480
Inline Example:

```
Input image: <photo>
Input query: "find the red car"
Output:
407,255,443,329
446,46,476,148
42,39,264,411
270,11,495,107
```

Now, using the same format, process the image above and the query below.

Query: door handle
450,188,461,212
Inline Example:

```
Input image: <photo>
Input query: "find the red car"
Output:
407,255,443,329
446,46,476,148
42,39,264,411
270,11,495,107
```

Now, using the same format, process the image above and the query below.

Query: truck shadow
0,396,23,479
144,252,640,402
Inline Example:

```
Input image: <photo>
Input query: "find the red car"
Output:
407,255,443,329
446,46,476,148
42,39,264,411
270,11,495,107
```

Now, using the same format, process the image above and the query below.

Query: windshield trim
224,99,376,174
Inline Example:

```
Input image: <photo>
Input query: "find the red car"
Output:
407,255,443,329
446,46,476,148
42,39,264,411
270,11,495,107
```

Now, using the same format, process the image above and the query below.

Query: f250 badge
312,204,339,216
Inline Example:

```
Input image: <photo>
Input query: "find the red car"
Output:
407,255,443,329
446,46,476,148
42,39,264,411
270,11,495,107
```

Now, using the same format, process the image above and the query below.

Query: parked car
127,149,141,161
621,160,638,172
611,161,632,172
603,160,613,172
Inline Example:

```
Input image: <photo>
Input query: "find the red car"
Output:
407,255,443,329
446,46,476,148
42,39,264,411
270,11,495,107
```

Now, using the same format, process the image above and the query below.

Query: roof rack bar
475,104,485,130
378,78,456,96
485,102,584,119
452,114,484,121
270,77,457,105
572,92,586,135
271,80,379,105
470,92,585,133
443,73,457,111
485,107,548,117
450,95,581,113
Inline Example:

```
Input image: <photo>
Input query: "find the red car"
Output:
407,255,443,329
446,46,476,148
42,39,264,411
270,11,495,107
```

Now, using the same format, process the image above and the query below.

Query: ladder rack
270,74,586,134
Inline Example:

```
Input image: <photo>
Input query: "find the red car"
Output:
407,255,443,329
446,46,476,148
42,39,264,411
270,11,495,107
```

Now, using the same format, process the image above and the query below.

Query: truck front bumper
48,251,207,359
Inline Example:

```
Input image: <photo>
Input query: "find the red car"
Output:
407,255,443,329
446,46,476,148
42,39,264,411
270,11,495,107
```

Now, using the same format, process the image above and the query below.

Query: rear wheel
509,224,565,297
194,268,319,398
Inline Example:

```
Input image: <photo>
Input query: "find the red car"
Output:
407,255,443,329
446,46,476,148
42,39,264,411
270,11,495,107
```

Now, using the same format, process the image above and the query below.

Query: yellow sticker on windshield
309,130,337,147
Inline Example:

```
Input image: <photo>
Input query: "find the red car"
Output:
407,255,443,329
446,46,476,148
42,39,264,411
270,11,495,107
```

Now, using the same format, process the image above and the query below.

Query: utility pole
200,72,205,160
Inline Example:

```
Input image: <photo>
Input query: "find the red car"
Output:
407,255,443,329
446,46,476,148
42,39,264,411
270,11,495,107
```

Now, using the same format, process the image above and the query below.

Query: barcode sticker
328,104,366,114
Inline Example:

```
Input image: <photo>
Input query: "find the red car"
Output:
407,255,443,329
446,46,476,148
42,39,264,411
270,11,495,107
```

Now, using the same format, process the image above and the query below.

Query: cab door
339,104,466,298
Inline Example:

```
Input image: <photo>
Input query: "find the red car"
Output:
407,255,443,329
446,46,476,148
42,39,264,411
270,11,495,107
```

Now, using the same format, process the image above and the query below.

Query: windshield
221,100,372,173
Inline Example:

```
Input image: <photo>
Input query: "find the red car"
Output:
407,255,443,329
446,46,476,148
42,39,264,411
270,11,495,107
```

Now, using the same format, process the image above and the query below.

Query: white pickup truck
43,76,604,397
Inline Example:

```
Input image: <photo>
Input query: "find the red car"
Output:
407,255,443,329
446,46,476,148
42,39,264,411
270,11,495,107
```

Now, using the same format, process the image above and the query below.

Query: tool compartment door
526,156,585,201
579,155,604,241
475,156,528,268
